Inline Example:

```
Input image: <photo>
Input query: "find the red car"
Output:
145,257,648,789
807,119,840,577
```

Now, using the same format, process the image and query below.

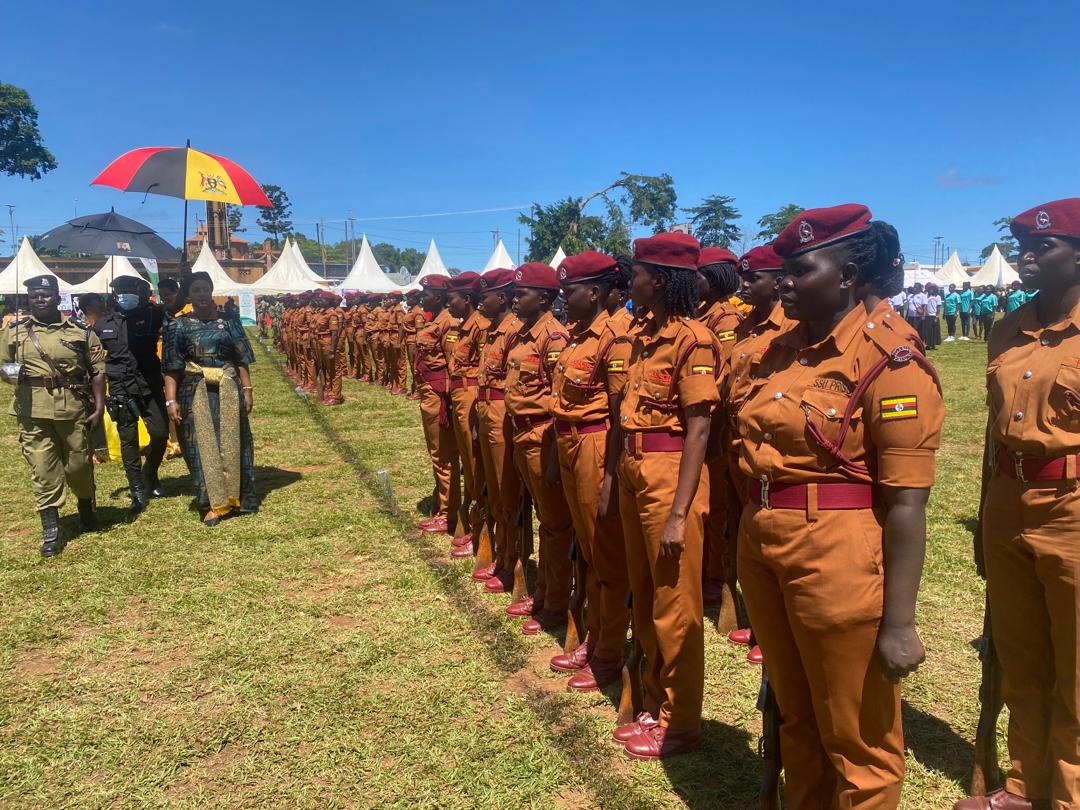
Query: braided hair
698,261,740,297
844,221,904,297
613,256,634,290
653,264,701,318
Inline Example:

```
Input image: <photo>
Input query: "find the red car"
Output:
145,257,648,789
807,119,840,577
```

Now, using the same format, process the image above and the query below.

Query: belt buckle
1013,452,1027,483
759,476,771,510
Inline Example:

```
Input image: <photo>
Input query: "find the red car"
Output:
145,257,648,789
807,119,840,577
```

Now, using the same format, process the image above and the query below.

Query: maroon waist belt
622,431,685,454
996,449,1080,482
478,386,505,401
747,480,874,510
512,413,552,431
419,369,448,393
554,418,608,437
450,376,480,390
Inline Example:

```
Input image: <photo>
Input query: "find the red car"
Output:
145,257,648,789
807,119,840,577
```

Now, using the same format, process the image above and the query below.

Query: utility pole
347,216,356,269
491,228,500,248
6,204,15,256
933,236,944,270
318,219,328,278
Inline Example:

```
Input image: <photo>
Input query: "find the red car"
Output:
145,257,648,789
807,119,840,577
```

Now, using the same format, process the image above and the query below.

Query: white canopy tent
969,245,1019,288
482,239,515,272
0,237,75,294
902,263,942,288
248,238,329,294
188,239,254,297
934,251,970,287
67,255,150,294
404,239,448,291
548,246,567,269
339,235,404,293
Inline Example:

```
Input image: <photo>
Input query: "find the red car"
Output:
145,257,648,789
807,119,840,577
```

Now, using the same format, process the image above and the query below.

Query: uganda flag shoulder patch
717,330,736,342
690,364,714,376
880,395,918,420
546,351,562,363
607,359,625,372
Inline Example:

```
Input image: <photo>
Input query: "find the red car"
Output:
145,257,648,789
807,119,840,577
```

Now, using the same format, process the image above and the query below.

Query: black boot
39,507,65,557
127,470,148,515
77,498,97,531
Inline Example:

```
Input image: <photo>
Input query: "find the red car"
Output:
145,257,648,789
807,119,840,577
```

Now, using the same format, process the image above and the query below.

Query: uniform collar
28,313,68,328
521,309,557,341
1012,293,1080,338
777,303,865,357
570,309,610,340
639,311,691,342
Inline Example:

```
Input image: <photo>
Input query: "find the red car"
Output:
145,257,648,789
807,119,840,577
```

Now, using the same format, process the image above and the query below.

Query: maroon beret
1010,198,1080,241
386,290,403,299
773,204,872,258
697,247,738,269
479,267,515,292
738,244,784,274
558,251,617,284
513,262,560,291
447,271,481,293
419,274,452,291
633,232,701,270
405,288,421,298
317,289,340,303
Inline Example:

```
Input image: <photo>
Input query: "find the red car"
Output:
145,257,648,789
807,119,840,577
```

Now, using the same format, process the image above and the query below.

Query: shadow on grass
903,699,975,785
661,718,761,809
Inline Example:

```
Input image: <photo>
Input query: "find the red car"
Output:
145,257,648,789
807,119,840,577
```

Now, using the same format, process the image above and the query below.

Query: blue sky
3,0,1078,269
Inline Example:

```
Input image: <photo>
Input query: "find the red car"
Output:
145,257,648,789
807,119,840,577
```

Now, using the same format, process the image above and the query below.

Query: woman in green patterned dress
162,272,257,526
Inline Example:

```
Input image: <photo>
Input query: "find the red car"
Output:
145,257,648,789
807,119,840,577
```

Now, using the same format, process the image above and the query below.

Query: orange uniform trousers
704,454,738,582
371,338,385,385
302,337,317,390
983,474,1080,808
514,428,573,614
316,338,343,403
405,339,418,394
450,385,484,533
557,428,629,663
353,332,368,380
738,502,904,809
390,342,408,391
618,450,707,732
418,383,460,520
477,398,521,572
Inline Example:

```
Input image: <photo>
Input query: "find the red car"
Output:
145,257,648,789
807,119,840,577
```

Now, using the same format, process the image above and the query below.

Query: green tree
294,232,347,264
981,216,1018,260
372,242,401,270
398,247,425,275
226,205,245,233
684,194,741,248
756,204,805,242
0,84,57,180
255,184,293,246
518,172,677,262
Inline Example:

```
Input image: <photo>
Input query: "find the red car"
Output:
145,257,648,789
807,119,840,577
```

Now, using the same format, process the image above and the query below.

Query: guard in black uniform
92,275,168,513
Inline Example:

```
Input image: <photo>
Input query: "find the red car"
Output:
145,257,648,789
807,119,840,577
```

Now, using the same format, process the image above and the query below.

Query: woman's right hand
167,401,182,425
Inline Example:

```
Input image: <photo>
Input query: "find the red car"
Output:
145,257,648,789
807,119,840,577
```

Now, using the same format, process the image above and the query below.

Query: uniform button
827,407,837,417
763,432,772,441
621,415,628,423
633,383,639,389
558,365,564,371
643,351,650,358
773,392,783,400
739,352,746,359
575,377,581,383
1041,338,1051,346
866,322,875,329
1023,370,1033,379
798,357,808,366
1014,411,1024,421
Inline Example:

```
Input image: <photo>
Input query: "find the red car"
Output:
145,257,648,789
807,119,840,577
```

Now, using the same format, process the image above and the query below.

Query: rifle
471,483,495,576
510,491,533,604
716,493,744,635
564,533,587,653
757,668,782,810
617,591,644,726
969,423,1004,795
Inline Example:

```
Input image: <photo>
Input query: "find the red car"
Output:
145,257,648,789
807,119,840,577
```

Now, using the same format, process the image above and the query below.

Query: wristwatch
165,399,177,406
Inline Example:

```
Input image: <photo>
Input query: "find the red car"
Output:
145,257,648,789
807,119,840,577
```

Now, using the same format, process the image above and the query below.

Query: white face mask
116,293,140,311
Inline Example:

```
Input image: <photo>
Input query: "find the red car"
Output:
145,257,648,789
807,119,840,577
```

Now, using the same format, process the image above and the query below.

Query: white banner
238,292,256,325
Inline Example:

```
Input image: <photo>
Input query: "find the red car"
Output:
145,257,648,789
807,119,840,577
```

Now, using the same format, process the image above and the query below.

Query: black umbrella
36,208,180,260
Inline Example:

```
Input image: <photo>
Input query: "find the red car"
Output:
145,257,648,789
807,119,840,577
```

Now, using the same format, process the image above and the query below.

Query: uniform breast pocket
800,386,860,457
1049,364,1080,430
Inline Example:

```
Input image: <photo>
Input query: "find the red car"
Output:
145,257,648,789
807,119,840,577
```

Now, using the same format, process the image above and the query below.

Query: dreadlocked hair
613,256,633,290
844,221,904,297
653,264,701,318
698,262,740,296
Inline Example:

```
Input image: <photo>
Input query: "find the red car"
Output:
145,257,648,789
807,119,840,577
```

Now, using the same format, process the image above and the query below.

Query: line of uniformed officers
398,200,1079,810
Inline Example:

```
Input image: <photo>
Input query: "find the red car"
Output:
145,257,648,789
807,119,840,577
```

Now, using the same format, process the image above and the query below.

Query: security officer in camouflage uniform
1,275,106,556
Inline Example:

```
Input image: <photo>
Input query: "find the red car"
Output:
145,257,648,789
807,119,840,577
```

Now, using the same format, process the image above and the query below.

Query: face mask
116,294,140,311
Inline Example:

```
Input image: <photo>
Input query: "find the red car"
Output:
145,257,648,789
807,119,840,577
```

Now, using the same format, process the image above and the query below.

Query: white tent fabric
404,239,447,291
548,246,567,269
339,236,403,293
67,255,149,294
482,239,515,272
902,263,942,288
934,251,970,287
249,238,329,294
969,245,1020,288
0,237,75,294
188,239,253,297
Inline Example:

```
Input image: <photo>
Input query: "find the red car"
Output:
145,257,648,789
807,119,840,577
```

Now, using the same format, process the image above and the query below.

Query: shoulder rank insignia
880,395,918,420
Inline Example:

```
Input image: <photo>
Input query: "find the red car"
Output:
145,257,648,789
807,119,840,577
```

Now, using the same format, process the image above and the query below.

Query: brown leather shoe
549,642,590,673
728,628,752,646
623,726,701,761
613,711,658,743
484,570,512,593
747,645,764,665
522,610,565,635
953,790,1042,810
506,597,538,618
567,657,622,691
702,576,724,606
471,562,496,581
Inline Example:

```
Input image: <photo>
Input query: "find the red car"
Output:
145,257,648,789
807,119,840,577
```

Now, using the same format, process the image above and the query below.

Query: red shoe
407,393,420,401
506,597,538,618
953,789,1039,810
549,642,590,673
484,570,512,593
391,388,406,395
613,711,657,743
451,533,473,548
746,645,764,665
471,562,496,581
450,544,473,559
702,576,724,606
522,610,565,636
568,658,621,691
623,726,701,761
420,515,448,534
728,628,752,646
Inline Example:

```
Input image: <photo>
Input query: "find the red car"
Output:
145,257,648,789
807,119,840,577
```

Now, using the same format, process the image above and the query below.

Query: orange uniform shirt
414,308,457,389
734,303,943,489
403,305,426,341
448,310,490,381
551,310,633,424
987,296,1080,457
314,307,342,338
619,314,722,435
504,310,568,430
478,314,522,392
699,300,745,362
386,305,405,346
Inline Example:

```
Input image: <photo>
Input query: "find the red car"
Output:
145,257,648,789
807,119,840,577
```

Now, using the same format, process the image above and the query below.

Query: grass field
0,333,1000,809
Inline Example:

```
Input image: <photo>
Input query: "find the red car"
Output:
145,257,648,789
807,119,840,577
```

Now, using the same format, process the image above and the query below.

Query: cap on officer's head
23,274,59,292
1010,198,1080,241
773,204,873,258
513,262,560,291
632,232,701,270
110,275,149,291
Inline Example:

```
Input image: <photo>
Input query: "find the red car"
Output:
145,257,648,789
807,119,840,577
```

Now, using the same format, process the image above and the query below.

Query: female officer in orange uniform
954,198,1080,810
607,232,719,761
735,205,944,808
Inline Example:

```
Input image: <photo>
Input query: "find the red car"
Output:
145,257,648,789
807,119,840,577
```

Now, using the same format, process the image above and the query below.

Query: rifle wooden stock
563,534,587,653
471,483,494,575
716,498,744,635
970,599,1004,796
757,669,782,810
618,592,644,726
510,492,533,604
